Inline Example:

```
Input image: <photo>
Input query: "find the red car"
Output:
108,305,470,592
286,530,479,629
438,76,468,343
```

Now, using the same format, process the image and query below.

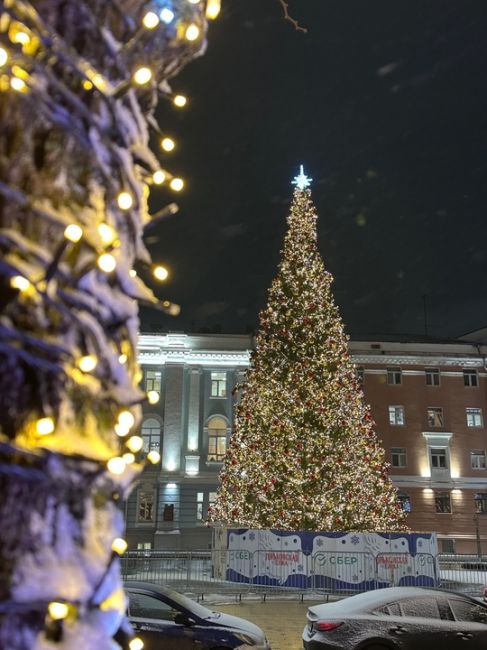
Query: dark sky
140,0,487,340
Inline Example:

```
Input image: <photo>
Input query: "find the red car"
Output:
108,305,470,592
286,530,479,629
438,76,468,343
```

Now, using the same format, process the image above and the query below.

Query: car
124,581,271,650
302,586,487,650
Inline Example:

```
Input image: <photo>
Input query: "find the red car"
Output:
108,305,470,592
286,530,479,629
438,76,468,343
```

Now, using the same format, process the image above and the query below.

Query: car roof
124,581,179,599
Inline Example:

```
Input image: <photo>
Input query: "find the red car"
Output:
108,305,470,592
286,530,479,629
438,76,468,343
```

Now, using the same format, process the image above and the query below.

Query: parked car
124,581,271,650
302,586,487,649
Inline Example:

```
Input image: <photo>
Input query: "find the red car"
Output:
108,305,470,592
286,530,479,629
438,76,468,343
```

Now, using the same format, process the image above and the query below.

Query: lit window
196,492,204,521
427,407,444,428
475,493,487,514
387,367,402,385
207,416,227,462
397,491,411,512
137,542,152,550
138,489,155,522
388,405,405,426
425,368,440,386
471,450,486,470
430,447,448,469
391,447,407,468
463,369,478,387
145,369,161,392
209,491,217,507
141,418,161,453
210,371,227,397
434,491,452,514
466,408,483,428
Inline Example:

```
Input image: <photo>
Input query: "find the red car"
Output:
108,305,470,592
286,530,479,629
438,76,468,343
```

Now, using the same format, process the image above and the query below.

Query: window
138,489,155,522
388,405,405,425
397,491,411,512
430,447,448,469
425,368,440,386
466,407,483,427
137,542,152,550
356,366,364,384
440,539,455,554
209,491,217,508
196,492,204,520
471,450,486,470
391,447,407,468
400,598,441,619
448,598,487,624
207,416,228,462
474,493,487,514
463,369,478,387
141,418,161,453
387,367,402,385
434,491,452,513
145,369,161,392
427,407,444,428
128,592,176,621
210,371,227,397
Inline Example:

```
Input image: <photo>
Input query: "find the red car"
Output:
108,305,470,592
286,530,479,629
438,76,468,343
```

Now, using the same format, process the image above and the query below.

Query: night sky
140,0,487,340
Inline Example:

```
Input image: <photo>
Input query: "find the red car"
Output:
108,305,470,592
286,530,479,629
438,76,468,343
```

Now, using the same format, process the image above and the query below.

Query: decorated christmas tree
209,167,406,532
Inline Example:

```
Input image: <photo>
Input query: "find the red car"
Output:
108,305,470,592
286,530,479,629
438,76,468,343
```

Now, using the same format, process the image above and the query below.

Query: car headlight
234,631,258,645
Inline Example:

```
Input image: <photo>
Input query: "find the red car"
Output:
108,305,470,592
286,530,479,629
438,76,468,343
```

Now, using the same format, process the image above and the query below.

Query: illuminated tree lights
209,171,407,533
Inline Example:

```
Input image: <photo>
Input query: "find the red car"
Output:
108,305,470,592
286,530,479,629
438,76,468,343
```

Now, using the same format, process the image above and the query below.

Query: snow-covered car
125,581,271,650
302,586,487,649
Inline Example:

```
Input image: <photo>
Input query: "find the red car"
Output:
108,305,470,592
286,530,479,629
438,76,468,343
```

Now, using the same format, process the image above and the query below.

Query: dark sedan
302,586,487,649
125,581,271,650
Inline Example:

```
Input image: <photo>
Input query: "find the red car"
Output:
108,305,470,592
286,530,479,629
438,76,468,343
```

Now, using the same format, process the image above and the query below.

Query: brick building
125,331,487,554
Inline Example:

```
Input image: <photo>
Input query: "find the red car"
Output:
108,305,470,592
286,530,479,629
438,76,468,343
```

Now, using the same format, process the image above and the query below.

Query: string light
119,353,128,364
147,390,160,405
152,170,166,185
123,452,135,465
0,48,8,67
107,457,126,475
111,537,128,555
82,80,93,90
153,265,169,281
47,602,69,620
78,355,98,373
118,410,135,429
126,436,144,453
185,24,200,41
98,223,116,245
142,11,160,29
206,0,221,20
188,0,201,4
147,450,161,464
97,253,117,273
64,224,83,243
159,8,175,24
117,191,133,210
10,77,27,92
129,269,137,278
129,638,144,650
133,66,152,85
169,178,184,192
173,94,187,108
36,417,55,436
11,30,30,45
161,137,175,152
10,275,31,292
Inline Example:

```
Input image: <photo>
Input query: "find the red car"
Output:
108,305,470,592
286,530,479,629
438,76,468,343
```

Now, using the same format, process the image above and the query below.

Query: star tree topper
292,164,313,190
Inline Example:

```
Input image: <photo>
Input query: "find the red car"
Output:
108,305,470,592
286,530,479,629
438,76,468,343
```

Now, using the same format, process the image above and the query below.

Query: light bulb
153,265,169,281
111,537,128,555
10,77,27,92
107,457,126,475
36,417,55,436
117,191,133,210
0,48,8,67
173,94,187,108
169,178,184,192
78,355,97,372
129,269,137,278
123,452,135,465
115,422,130,437
161,137,175,152
91,73,106,91
147,450,161,464
12,31,30,45
159,8,174,24
98,223,116,245
48,602,69,620
206,0,221,19
133,66,152,85
188,0,201,3
82,80,93,90
168,303,181,316
152,170,166,185
64,224,83,243
129,638,144,650
97,253,117,273
126,436,144,453
147,390,160,405
118,410,135,430
185,24,200,41
142,11,160,29
10,275,31,292
119,353,128,364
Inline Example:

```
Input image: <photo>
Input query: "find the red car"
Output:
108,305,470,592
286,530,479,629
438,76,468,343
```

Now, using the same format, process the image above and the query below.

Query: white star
292,164,312,191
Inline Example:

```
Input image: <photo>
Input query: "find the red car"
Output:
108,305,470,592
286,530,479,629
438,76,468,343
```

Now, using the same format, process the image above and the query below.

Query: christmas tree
210,167,406,532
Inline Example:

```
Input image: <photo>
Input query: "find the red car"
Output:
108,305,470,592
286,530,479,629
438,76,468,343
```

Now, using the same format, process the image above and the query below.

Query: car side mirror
174,613,194,627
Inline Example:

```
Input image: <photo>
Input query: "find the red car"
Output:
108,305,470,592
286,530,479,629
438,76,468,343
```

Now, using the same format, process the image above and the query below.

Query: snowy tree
209,168,406,533
0,1,219,648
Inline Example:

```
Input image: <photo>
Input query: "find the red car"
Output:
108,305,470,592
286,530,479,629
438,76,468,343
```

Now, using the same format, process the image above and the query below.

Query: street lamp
474,493,483,558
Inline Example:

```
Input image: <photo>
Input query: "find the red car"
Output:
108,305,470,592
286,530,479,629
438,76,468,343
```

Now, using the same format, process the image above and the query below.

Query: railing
119,550,487,600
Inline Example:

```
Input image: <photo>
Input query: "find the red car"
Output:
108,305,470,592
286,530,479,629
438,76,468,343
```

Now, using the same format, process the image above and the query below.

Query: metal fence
121,550,487,600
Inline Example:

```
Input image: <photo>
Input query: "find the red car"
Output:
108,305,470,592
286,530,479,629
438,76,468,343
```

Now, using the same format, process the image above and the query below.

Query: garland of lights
0,0,220,647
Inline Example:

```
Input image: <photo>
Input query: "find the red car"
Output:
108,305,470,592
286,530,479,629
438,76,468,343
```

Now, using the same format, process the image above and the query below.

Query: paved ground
217,598,323,650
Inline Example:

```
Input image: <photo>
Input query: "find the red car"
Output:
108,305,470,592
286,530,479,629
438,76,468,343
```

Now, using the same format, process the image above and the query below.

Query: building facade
125,331,487,554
